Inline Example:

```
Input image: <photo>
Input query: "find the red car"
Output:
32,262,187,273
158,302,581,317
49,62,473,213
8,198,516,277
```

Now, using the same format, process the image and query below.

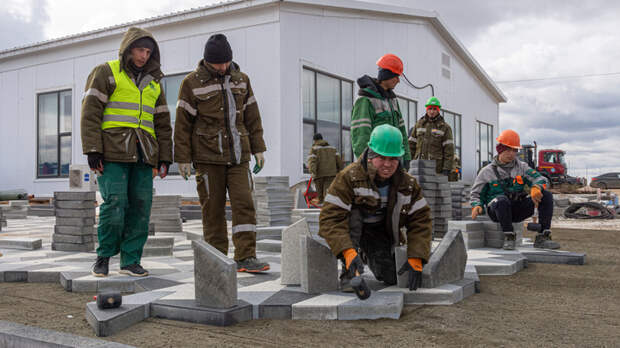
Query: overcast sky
2,0,619,179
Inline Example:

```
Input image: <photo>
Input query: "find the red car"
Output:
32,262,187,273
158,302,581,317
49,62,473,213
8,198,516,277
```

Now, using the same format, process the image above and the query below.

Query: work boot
236,257,270,273
120,264,149,277
339,260,354,292
534,230,560,249
92,256,109,277
503,232,516,250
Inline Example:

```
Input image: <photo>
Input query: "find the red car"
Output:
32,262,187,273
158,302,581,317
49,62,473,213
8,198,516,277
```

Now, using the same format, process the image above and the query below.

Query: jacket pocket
102,128,136,158
194,128,223,158
196,90,224,123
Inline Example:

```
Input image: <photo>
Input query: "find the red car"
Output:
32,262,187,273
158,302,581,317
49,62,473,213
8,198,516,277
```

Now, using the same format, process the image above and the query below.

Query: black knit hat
377,68,399,81
130,37,155,51
313,133,323,141
204,34,233,64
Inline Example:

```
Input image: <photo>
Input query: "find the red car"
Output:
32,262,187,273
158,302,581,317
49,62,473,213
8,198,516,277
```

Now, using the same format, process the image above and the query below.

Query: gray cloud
0,0,50,51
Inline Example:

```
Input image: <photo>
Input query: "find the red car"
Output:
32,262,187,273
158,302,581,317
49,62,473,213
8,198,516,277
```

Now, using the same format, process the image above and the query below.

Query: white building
0,0,506,197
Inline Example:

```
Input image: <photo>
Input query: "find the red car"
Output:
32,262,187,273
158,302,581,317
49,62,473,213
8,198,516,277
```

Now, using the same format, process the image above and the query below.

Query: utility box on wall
69,164,98,192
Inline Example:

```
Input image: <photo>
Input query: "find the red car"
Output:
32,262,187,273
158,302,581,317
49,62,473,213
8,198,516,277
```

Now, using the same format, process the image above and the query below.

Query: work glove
442,169,451,176
343,248,364,276
87,152,104,174
397,258,423,291
531,186,542,205
158,161,171,179
178,163,191,180
471,206,483,220
253,152,265,174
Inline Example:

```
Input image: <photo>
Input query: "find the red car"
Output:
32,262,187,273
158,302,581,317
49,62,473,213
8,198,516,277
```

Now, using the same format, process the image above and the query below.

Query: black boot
92,256,109,277
534,230,560,249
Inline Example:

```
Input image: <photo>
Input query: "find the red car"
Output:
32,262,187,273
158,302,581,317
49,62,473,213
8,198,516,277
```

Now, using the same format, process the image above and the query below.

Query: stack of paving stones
52,191,96,252
291,209,320,234
409,160,451,238
2,200,29,219
450,182,472,220
150,195,182,233
447,221,484,249
481,221,524,248
0,207,5,231
254,176,293,227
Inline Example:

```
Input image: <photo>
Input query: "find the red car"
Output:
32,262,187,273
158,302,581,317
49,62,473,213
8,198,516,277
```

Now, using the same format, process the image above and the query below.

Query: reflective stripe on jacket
102,59,160,139
408,114,455,172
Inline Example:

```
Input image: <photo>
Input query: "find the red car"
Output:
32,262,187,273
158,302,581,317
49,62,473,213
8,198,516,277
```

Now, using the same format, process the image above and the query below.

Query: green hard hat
425,96,441,108
367,124,404,157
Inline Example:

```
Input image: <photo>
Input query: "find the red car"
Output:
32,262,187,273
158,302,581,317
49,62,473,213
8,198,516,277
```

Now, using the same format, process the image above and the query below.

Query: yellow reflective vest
102,59,160,139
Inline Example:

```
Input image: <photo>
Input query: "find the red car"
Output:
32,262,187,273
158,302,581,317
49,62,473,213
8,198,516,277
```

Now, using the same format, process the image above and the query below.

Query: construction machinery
518,142,572,187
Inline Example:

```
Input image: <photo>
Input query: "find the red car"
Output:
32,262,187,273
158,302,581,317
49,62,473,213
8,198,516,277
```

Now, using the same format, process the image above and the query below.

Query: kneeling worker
470,129,560,250
319,125,432,291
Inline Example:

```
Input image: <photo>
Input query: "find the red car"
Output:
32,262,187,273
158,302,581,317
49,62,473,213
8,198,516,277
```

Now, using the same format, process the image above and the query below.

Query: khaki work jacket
307,139,343,178
408,115,455,173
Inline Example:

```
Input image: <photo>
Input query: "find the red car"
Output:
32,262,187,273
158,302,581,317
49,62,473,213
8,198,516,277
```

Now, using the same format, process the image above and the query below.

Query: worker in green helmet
319,124,432,292
408,96,456,179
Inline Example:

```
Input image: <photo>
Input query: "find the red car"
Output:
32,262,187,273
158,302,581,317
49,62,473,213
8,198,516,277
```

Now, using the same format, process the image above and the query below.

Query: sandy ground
1,227,619,347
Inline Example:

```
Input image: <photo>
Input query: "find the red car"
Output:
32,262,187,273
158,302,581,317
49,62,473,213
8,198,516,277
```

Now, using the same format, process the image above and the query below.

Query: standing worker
319,125,432,291
174,34,269,272
82,27,173,277
307,133,343,205
408,97,455,176
351,54,411,167
470,129,560,250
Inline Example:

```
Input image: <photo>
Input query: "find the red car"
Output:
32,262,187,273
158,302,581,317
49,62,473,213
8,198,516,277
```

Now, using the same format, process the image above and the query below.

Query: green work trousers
97,161,153,267
195,162,256,261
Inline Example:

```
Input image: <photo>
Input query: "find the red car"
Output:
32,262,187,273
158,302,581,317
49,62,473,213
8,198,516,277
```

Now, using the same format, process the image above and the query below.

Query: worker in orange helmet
350,54,411,168
470,129,560,250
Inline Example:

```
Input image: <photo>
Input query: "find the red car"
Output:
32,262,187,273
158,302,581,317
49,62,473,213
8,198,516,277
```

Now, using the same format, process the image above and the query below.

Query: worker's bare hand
471,206,483,220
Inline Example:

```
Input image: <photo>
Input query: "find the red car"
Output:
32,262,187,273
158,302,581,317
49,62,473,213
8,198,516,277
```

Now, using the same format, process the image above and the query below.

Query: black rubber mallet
350,271,371,300
94,292,122,309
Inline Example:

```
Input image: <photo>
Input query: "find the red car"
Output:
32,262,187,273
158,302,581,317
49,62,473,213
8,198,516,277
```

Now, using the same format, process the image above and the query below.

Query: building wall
279,3,499,184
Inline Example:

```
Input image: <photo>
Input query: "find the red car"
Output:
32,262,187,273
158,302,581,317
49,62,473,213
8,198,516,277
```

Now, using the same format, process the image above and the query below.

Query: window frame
302,66,354,173
160,72,191,176
36,89,72,179
441,109,462,160
476,121,494,171
396,95,419,135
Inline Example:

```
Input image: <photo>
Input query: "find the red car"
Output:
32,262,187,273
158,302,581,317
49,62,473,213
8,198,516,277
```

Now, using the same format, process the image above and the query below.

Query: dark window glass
37,90,71,178
161,73,190,175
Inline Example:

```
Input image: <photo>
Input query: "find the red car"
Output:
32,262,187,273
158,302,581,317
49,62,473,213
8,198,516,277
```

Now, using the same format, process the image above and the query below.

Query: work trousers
314,176,335,204
195,162,256,261
97,161,152,267
487,190,553,232
347,209,397,285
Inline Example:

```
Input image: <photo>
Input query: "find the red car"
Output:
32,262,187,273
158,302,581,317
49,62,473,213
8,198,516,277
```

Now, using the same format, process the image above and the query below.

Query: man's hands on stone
397,258,423,291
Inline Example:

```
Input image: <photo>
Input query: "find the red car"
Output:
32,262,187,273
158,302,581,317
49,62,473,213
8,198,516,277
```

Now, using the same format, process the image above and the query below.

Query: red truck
518,142,568,185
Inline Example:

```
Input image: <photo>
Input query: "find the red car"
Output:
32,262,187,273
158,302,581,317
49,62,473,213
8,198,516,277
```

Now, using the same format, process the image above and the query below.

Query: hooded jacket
409,114,455,173
470,156,549,208
350,75,411,161
80,27,172,167
318,149,432,262
307,139,343,178
174,60,266,165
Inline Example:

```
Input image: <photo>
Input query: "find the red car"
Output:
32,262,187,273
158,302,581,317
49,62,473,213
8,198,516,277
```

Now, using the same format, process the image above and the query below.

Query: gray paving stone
519,249,586,265
150,299,252,326
56,208,96,218
0,320,135,347
27,271,60,283
448,220,484,231
52,242,94,252
256,226,285,240
56,217,95,226
256,239,281,253
60,272,91,291
337,292,403,320
86,302,146,337
409,159,436,169
281,218,309,285
421,230,467,288
0,237,42,250
55,191,96,201
300,235,338,294
192,239,237,308
395,245,408,288
258,290,317,319
53,233,93,244
55,225,96,236
3,271,27,282
55,200,96,209
142,246,173,257
291,293,352,320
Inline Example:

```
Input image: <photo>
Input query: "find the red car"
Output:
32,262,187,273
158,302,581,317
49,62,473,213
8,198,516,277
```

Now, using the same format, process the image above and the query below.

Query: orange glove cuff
343,248,358,269
531,186,542,198
408,258,423,272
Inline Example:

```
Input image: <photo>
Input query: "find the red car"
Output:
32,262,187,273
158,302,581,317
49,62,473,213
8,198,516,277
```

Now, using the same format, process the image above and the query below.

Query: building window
476,121,494,171
37,90,71,178
302,67,354,173
442,109,462,160
397,96,418,136
161,73,187,175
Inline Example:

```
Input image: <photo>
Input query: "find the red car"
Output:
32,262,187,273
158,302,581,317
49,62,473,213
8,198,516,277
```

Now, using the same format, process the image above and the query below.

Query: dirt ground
1,227,619,348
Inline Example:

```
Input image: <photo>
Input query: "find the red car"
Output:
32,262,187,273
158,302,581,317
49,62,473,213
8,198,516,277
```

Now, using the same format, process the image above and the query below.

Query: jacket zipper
221,80,235,164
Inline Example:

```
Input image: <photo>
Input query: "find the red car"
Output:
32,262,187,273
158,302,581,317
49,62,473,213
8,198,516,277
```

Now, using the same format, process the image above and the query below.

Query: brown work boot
534,230,560,249
503,232,516,250
236,257,270,273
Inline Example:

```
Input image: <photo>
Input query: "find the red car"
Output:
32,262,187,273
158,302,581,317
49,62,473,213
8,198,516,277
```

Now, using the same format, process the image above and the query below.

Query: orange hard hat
496,129,521,149
376,54,403,75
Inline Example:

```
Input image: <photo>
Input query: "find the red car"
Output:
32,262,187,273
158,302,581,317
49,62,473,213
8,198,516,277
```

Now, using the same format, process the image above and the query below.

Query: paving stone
448,220,484,231
409,159,436,169
27,271,60,283
3,271,28,282
142,246,173,257
518,248,586,265
383,278,475,305
134,278,182,292
53,233,93,244
86,302,146,337
56,217,96,226
292,293,352,320
54,200,96,209
464,264,480,293
0,320,136,347
192,239,237,308
421,230,467,288
52,242,95,252
55,191,96,201
256,239,282,253
150,299,252,326
60,272,91,291
281,218,309,285
394,245,408,288
0,237,42,250
258,290,317,319
300,235,338,294
54,225,96,236
409,167,436,175
337,292,403,320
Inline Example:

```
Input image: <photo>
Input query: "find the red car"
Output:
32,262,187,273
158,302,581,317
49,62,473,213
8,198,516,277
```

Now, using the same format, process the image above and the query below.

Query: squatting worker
470,129,560,250
174,34,269,272
351,54,412,168
319,125,432,291
307,133,343,205
408,96,455,178
82,27,173,277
